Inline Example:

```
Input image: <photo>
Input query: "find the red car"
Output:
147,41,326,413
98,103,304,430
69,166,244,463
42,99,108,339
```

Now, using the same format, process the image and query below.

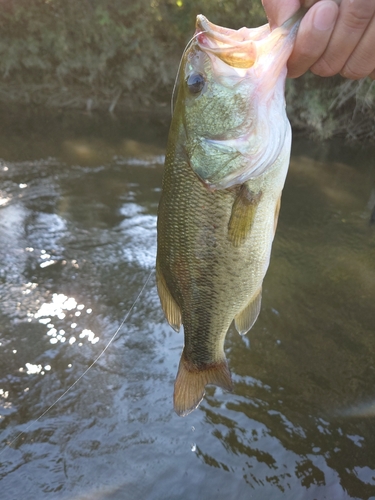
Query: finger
311,0,375,77
340,14,375,79
303,0,340,6
262,0,300,29
287,0,339,78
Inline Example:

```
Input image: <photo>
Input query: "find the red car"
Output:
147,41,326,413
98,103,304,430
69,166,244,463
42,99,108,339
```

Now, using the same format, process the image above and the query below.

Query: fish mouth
195,15,259,69
195,8,305,70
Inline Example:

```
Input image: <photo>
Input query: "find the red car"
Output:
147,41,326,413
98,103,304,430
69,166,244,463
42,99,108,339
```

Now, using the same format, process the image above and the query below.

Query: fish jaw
195,15,260,70
182,12,303,190
195,9,304,84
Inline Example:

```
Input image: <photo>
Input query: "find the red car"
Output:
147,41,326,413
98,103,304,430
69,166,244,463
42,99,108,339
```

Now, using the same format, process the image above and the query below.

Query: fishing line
171,30,207,116
0,269,153,455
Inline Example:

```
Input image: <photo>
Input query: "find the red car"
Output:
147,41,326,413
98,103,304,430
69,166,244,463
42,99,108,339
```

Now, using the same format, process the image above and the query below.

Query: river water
0,109,375,500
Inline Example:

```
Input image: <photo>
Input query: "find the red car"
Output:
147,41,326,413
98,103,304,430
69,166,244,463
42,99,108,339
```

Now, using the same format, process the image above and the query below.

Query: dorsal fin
234,287,262,335
156,263,181,332
228,185,262,247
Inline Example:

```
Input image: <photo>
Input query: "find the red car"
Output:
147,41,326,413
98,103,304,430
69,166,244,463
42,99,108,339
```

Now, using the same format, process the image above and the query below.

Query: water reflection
0,117,375,500
33,293,97,346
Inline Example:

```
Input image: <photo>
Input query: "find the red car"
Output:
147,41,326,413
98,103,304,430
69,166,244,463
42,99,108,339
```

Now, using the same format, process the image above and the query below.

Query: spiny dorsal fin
174,350,233,417
156,263,181,332
228,185,262,247
234,287,262,335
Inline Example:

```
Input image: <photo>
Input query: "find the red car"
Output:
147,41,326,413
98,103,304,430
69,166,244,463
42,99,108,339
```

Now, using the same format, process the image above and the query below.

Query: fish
156,9,305,416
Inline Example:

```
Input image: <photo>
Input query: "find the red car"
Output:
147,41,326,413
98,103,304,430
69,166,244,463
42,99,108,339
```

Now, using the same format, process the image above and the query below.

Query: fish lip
195,14,268,44
196,7,305,36
195,15,258,69
196,15,239,43
194,9,305,69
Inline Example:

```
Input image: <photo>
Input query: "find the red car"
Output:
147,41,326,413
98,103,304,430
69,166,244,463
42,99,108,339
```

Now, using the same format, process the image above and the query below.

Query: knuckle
341,61,370,80
340,67,365,80
311,58,340,77
341,49,375,79
343,4,374,32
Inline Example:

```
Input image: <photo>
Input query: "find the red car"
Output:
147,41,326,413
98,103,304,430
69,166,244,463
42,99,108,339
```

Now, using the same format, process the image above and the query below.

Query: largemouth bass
156,9,304,416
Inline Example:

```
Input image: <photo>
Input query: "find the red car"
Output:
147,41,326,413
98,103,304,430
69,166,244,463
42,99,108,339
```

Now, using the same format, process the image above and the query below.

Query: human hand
262,0,375,80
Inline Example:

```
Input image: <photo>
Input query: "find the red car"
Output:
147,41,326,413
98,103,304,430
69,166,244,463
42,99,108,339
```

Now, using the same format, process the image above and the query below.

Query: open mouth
194,9,304,70
195,15,261,69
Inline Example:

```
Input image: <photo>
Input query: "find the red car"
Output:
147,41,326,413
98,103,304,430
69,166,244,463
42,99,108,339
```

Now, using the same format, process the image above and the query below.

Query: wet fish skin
156,12,303,416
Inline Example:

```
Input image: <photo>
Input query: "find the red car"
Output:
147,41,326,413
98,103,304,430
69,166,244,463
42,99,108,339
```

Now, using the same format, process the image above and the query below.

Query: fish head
175,11,303,190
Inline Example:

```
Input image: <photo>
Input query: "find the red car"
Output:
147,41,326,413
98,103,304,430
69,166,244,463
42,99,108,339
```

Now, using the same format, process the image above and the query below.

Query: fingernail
313,2,338,31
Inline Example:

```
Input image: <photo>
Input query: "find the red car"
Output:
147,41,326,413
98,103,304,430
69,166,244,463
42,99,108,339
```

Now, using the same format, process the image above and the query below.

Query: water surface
0,111,375,500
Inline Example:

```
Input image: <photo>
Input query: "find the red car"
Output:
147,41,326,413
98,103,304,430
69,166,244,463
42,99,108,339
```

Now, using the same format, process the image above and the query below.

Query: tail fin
173,349,233,417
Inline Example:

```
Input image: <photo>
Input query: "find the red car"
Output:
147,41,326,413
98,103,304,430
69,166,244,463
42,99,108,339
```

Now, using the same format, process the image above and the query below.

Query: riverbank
1,77,373,147
1,0,374,143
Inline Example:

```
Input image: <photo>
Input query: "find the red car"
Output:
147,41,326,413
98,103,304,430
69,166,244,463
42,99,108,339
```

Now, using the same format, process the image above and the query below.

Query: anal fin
234,287,262,335
156,263,181,332
228,185,262,247
174,350,233,417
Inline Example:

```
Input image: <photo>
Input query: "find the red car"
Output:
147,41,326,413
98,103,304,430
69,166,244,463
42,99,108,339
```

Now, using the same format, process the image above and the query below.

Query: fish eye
186,73,205,94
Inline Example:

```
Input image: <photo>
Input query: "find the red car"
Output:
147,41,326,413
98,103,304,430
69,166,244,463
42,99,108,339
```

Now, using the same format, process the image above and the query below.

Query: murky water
0,110,375,500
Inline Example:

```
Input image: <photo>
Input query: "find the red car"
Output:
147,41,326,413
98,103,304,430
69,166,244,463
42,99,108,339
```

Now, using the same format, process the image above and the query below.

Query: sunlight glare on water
32,293,97,346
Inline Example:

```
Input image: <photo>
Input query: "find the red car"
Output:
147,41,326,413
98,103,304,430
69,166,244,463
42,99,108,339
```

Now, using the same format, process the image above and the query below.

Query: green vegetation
286,73,375,142
0,0,374,141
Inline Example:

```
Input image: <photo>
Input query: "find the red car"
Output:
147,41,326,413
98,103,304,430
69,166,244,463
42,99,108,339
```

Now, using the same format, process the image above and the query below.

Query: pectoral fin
274,195,281,235
156,263,181,332
234,287,262,335
228,185,262,247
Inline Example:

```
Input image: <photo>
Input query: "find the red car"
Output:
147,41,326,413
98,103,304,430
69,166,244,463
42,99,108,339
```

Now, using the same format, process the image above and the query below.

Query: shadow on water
0,110,375,500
